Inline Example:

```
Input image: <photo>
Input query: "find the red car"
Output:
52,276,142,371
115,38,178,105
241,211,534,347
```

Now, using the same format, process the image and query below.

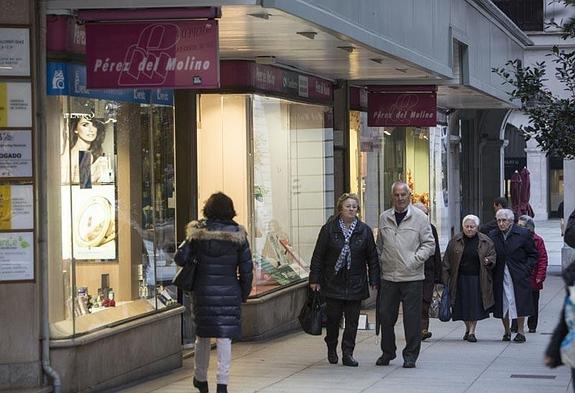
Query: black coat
489,225,538,318
424,224,442,284
479,219,498,235
546,261,575,368
565,208,575,248
187,219,253,339
309,217,380,300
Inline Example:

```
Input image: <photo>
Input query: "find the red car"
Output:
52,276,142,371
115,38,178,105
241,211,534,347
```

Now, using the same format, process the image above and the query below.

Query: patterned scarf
334,218,357,273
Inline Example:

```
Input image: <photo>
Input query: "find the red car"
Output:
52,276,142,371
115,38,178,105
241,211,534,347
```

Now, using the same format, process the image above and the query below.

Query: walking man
375,182,436,368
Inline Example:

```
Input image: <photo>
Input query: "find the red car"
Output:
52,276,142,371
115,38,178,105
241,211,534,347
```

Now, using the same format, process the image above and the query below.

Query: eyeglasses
496,219,510,222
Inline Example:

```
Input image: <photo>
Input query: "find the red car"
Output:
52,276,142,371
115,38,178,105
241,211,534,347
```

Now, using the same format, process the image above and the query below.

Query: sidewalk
118,220,573,393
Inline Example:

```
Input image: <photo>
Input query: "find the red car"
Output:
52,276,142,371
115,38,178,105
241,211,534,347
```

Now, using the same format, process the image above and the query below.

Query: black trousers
421,266,435,331
324,297,361,355
379,279,423,363
527,290,541,331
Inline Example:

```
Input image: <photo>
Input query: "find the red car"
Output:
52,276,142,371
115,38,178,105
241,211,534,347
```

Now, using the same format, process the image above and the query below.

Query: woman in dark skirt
442,215,496,342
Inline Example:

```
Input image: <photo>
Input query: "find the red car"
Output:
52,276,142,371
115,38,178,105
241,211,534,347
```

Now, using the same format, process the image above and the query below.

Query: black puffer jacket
309,217,380,300
187,219,253,339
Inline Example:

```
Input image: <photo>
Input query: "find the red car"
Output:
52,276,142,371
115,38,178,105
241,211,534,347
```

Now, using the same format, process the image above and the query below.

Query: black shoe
403,361,416,368
513,333,526,343
466,334,477,343
421,330,432,341
342,354,359,367
193,377,209,393
502,333,511,342
216,384,228,393
463,331,469,341
327,348,338,364
375,354,396,366
528,328,536,333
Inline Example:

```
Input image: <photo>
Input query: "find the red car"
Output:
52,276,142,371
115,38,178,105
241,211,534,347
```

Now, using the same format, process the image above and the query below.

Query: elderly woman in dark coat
442,215,496,342
309,193,380,368
188,192,253,393
488,208,538,343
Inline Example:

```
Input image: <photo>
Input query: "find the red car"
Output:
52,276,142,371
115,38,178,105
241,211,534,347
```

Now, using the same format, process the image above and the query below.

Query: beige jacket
376,205,436,282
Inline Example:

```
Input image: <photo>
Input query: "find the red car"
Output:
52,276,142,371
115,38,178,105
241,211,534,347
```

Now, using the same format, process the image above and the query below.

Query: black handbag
172,240,198,292
298,290,324,335
438,283,452,322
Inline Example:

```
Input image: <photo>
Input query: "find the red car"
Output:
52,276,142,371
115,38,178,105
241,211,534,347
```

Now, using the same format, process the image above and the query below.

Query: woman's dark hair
203,192,236,220
69,116,107,160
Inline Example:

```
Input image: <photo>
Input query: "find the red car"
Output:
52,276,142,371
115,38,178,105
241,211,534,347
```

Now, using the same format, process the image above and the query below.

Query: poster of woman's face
61,113,115,187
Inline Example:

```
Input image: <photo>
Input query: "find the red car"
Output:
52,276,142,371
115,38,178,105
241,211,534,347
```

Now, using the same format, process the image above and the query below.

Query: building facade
0,0,530,391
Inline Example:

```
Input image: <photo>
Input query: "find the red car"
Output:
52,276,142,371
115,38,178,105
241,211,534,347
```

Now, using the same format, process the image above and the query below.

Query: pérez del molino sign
86,20,219,89
368,86,437,127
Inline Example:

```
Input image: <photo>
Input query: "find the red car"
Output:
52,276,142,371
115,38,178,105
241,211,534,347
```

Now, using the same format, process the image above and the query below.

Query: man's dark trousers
379,279,423,363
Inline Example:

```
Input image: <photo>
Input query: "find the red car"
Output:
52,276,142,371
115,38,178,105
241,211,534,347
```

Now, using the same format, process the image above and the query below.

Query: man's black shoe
193,377,209,393
375,354,395,366
403,361,416,368
342,354,359,367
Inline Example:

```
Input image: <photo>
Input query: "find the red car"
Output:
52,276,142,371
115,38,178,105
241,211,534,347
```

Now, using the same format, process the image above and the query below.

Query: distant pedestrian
189,193,253,393
512,216,547,334
488,209,538,343
309,193,380,367
413,202,442,341
559,201,565,236
375,182,435,368
442,215,496,342
479,197,508,235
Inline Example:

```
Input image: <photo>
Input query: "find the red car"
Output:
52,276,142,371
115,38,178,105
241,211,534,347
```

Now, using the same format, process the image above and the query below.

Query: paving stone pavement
118,220,574,393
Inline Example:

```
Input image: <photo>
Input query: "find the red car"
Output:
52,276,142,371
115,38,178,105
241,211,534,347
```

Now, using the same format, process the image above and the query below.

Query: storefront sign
0,184,33,230
0,28,30,76
350,87,368,111
0,82,32,127
47,62,173,106
368,86,437,127
0,231,34,281
0,130,32,177
85,20,219,89
47,15,86,54
220,61,333,104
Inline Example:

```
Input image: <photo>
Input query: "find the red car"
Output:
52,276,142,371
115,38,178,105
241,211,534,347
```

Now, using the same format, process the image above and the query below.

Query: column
562,159,575,269
525,138,548,219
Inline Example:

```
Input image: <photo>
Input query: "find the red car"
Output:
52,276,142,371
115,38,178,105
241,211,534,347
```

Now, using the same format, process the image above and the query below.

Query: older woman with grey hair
442,215,496,342
488,209,538,343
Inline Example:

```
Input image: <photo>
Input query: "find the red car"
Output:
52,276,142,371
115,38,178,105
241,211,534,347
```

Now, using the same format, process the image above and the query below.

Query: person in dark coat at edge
479,196,509,235
188,192,253,393
309,193,380,367
546,207,575,390
511,215,548,334
488,208,538,343
413,202,442,341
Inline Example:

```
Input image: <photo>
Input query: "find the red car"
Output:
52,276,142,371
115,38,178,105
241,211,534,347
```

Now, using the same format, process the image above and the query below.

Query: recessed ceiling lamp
297,31,317,40
370,58,384,64
337,45,355,53
383,129,392,136
395,68,408,73
248,12,271,20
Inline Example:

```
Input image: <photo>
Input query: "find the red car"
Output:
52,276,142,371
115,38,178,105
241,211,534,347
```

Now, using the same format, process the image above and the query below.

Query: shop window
197,94,334,297
46,95,176,338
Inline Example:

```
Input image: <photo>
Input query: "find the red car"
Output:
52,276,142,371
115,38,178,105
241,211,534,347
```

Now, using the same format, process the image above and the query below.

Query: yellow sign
0,185,11,230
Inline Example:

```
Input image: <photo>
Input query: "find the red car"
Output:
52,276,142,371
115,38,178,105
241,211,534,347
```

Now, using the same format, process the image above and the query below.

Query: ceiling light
248,12,271,20
370,58,383,64
296,31,317,40
337,46,355,53
383,130,391,136
395,68,408,73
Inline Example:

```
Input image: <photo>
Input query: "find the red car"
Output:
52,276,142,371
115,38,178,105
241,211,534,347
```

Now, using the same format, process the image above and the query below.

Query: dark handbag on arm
298,290,325,335
172,239,199,292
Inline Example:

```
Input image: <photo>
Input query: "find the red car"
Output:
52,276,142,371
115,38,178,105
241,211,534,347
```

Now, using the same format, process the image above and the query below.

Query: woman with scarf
309,193,380,367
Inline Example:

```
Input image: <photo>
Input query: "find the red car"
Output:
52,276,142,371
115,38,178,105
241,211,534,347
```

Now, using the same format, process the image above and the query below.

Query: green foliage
492,0,575,159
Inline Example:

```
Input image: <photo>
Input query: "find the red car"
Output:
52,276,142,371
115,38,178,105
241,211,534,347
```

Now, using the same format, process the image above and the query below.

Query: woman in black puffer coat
309,193,380,368
188,192,253,393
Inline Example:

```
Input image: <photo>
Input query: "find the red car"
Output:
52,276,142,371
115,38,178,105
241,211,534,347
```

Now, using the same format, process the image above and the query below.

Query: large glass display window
197,94,334,297
46,95,177,338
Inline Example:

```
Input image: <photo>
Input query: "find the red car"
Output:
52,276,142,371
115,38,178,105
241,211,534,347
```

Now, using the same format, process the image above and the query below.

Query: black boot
342,353,359,367
327,347,338,364
193,377,209,393
217,384,228,393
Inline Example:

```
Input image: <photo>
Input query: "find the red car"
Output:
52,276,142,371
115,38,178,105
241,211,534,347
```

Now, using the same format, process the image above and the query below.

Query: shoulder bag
172,240,199,292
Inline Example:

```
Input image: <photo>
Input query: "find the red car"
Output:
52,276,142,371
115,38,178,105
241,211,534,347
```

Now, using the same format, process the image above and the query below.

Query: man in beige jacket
375,182,435,368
